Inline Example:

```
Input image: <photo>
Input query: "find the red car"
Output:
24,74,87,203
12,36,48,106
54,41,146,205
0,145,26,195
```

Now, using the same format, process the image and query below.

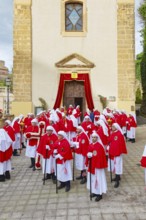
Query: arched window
65,3,83,31
61,0,87,37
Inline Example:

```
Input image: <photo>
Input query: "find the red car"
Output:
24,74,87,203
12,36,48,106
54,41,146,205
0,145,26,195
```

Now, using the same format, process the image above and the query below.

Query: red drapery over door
53,74,94,110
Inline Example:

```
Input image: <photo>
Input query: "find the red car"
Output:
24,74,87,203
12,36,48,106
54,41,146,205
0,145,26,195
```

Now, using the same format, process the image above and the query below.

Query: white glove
87,125,91,129
53,149,58,154
106,145,110,151
126,121,128,124
70,141,75,148
71,141,79,148
70,144,75,148
46,145,50,150
74,142,79,149
87,152,93,158
55,154,63,160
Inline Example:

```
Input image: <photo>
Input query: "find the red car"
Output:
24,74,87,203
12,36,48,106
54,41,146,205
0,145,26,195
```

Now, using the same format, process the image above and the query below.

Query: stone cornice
55,53,95,68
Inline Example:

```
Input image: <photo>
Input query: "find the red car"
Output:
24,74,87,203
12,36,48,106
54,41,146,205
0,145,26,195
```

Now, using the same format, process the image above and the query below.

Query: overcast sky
0,0,13,71
0,0,144,71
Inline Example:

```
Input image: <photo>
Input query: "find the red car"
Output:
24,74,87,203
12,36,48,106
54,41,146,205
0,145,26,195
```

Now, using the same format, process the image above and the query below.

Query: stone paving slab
0,126,146,220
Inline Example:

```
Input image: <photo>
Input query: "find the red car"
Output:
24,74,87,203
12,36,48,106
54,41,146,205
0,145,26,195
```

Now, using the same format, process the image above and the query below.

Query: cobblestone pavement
0,126,146,220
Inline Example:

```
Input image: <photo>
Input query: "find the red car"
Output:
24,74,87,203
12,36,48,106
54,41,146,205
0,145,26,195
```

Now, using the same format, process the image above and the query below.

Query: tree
136,87,142,104
135,53,143,81
138,0,146,115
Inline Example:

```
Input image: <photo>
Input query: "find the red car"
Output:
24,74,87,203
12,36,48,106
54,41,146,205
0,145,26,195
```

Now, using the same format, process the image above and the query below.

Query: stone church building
12,0,135,116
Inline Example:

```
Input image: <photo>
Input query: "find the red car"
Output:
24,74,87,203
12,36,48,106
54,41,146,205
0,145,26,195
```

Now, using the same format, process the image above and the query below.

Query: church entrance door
63,81,86,118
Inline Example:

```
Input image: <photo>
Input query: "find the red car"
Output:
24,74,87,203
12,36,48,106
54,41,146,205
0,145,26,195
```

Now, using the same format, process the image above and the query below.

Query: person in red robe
59,113,76,141
48,116,60,132
73,105,81,124
86,132,107,201
11,117,21,156
126,113,137,143
108,123,127,188
72,126,89,184
93,109,100,124
106,113,116,131
54,131,73,192
67,104,74,117
18,115,26,149
3,120,15,143
37,126,58,181
95,120,109,147
0,129,13,182
25,118,39,171
81,115,95,139
36,111,48,125
120,110,128,138
24,113,35,129
140,145,146,188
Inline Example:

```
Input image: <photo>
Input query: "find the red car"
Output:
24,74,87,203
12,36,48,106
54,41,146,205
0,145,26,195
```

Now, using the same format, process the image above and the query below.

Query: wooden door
63,81,86,116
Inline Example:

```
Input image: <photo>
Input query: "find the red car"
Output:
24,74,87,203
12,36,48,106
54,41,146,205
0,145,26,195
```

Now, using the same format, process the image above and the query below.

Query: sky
0,0,13,71
0,0,144,71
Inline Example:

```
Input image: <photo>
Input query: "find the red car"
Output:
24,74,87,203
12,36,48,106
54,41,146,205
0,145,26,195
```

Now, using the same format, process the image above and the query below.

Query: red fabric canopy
53,73,94,110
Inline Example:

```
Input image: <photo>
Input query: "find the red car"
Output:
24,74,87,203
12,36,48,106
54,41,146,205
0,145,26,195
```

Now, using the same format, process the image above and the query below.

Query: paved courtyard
0,126,146,220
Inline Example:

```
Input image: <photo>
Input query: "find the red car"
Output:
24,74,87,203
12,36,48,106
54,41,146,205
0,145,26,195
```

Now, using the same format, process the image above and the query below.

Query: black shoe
13,151,20,156
65,185,70,192
91,193,97,198
13,149,20,156
52,174,57,184
29,164,33,168
80,177,87,184
114,181,120,188
112,176,121,181
5,171,10,180
13,153,20,156
0,175,5,182
32,167,36,171
76,175,82,180
131,139,135,143
65,181,70,192
95,195,102,202
42,174,51,181
57,183,66,190
22,143,26,148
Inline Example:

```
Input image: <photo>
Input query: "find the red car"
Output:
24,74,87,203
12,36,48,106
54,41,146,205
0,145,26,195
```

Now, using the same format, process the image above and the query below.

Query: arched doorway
63,81,86,117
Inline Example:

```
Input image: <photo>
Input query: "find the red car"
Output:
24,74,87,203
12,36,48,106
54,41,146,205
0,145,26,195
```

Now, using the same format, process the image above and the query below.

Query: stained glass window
65,3,83,31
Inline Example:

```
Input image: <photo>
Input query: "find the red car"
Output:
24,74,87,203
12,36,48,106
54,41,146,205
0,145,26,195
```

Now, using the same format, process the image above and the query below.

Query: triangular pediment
55,53,95,68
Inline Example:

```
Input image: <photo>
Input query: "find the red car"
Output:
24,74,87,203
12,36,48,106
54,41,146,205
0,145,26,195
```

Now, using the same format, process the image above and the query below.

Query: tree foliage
135,53,143,81
138,0,146,115
136,87,142,104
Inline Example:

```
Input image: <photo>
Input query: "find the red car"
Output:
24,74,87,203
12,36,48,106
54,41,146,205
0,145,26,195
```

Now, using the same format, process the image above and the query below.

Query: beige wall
32,0,118,111
117,0,135,112
13,0,32,116
13,0,135,115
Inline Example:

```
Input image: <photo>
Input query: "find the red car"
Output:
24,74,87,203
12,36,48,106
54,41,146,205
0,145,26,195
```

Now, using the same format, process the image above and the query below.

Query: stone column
12,0,32,116
117,0,135,112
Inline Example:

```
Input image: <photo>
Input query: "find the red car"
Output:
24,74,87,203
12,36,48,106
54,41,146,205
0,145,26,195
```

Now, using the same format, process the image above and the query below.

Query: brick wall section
13,1,32,101
117,2,135,102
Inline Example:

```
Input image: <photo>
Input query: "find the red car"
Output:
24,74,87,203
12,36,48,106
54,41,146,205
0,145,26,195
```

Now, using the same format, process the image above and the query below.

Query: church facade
12,0,135,116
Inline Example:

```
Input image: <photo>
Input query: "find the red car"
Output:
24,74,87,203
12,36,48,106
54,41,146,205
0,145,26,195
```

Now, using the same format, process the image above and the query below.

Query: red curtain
53,74,94,110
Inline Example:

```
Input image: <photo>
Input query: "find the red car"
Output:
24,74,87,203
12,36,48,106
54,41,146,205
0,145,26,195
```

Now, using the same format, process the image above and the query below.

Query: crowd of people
0,105,140,202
